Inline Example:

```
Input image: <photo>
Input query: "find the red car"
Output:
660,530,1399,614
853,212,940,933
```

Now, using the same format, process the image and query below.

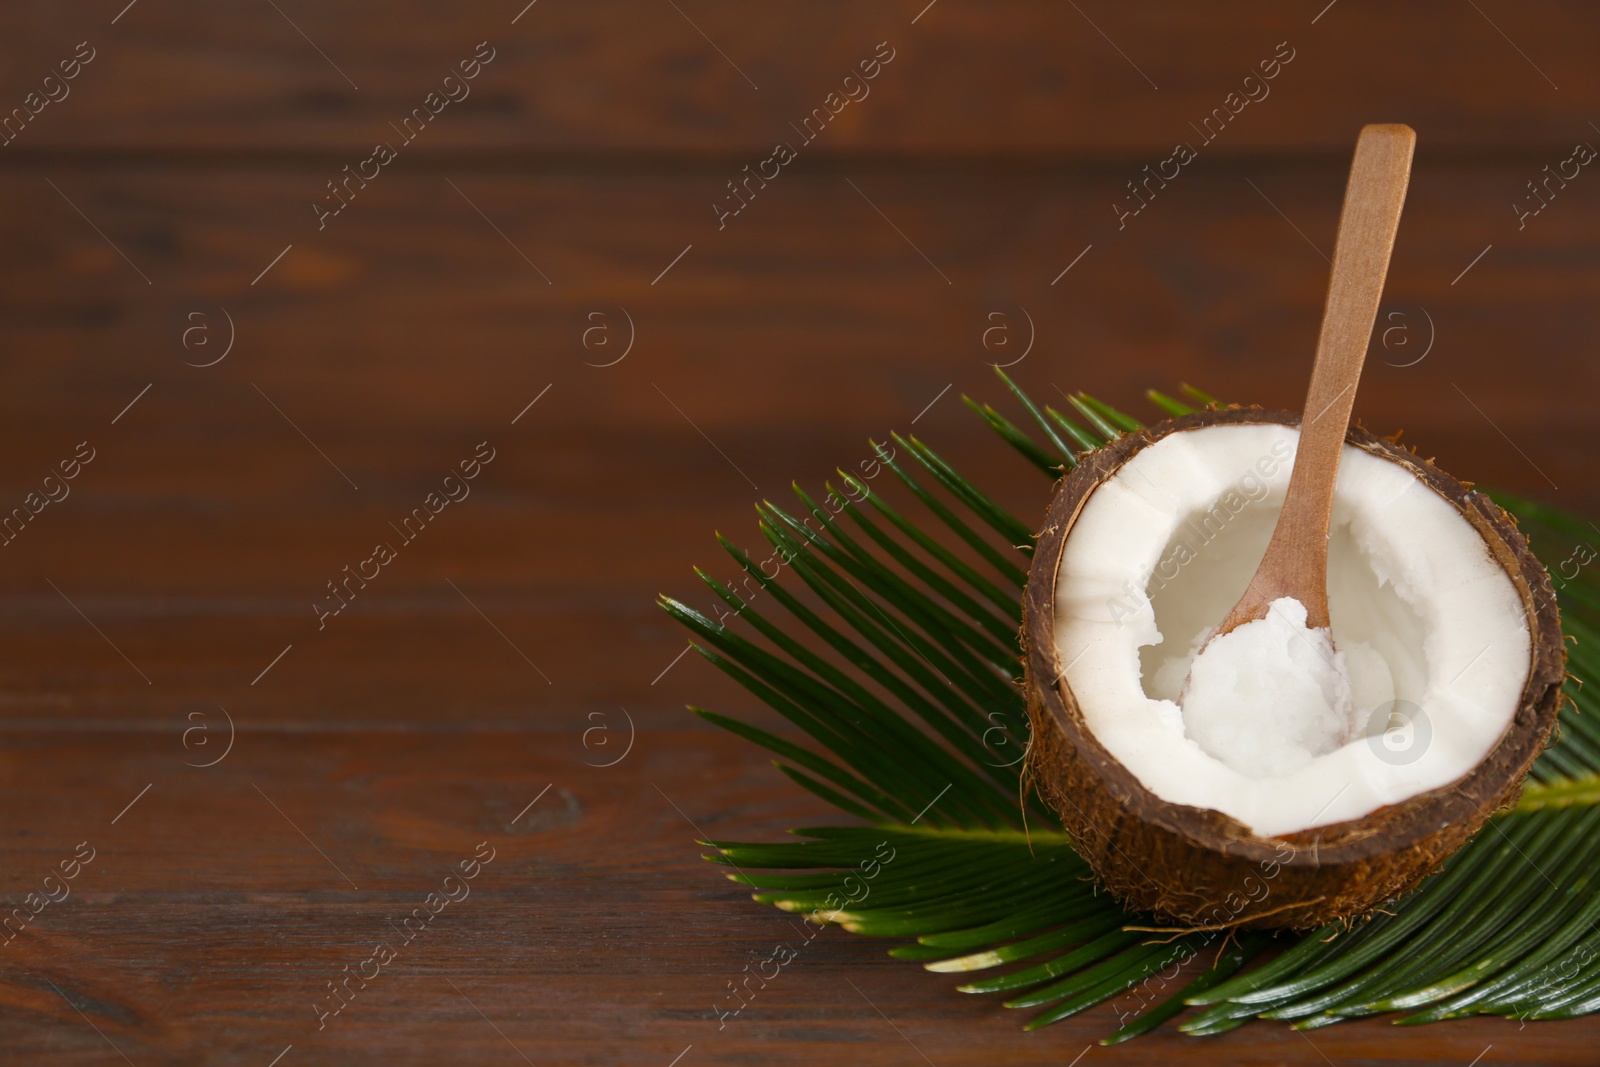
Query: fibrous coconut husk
1022,408,1566,930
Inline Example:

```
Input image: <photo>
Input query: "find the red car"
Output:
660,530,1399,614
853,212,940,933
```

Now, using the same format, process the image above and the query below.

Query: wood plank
0,163,1591,493
0,2,1592,155
0,160,1590,738
0,729,1593,1065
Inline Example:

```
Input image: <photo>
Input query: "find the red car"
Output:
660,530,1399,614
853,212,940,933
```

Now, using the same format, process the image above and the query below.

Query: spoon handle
1225,123,1415,633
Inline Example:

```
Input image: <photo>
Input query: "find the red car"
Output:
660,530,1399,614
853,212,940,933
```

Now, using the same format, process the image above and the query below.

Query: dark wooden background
0,1,1596,1063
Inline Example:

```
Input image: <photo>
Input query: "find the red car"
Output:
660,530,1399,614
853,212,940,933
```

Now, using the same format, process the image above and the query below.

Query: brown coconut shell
1023,407,1566,931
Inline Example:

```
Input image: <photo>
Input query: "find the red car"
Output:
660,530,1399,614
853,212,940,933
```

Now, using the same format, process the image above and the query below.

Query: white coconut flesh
1053,422,1531,838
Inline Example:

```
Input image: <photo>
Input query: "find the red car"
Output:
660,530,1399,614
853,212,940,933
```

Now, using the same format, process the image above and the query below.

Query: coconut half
1023,408,1565,930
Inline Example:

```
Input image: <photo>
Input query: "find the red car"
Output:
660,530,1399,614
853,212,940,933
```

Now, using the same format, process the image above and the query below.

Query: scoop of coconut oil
1179,596,1356,777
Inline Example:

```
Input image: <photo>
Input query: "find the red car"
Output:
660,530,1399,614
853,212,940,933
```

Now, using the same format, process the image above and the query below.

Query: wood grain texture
0,1,1597,1062
0,2,1596,155
3,731,1598,1066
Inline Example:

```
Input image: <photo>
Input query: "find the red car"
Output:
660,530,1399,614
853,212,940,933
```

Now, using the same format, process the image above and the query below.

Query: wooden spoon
1216,123,1415,637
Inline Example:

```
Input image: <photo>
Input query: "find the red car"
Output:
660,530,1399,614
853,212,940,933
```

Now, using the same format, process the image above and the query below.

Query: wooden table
1,2,1597,1062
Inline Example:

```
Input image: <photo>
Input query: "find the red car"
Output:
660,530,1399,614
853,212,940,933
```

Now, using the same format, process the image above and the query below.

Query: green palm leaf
668,368,1600,1039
